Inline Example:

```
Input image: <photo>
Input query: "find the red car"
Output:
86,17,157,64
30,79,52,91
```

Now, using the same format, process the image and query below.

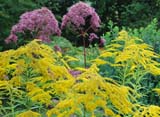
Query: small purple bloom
99,38,106,46
69,70,82,77
89,33,98,42
5,33,18,44
54,45,62,52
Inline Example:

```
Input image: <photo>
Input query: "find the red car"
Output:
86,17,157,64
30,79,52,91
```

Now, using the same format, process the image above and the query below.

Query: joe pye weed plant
61,2,103,68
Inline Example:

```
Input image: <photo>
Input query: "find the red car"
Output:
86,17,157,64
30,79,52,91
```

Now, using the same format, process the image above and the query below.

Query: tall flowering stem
82,35,87,68
61,2,101,68
5,7,61,43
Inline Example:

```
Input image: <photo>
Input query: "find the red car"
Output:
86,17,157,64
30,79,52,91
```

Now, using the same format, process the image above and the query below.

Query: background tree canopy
0,0,160,50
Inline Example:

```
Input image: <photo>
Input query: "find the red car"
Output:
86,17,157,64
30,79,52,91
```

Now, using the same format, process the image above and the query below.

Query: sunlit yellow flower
16,110,41,117
153,88,160,95
97,30,160,76
91,58,107,65
9,77,22,86
27,83,52,105
64,55,79,62
133,105,160,117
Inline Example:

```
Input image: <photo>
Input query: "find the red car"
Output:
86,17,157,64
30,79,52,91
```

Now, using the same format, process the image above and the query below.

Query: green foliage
47,36,73,50
0,0,38,50
103,19,160,54
95,30,160,106
102,20,120,45
127,18,160,54
47,36,100,68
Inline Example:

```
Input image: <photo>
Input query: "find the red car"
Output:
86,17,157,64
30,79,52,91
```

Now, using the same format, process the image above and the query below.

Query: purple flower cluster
5,7,61,43
61,2,101,32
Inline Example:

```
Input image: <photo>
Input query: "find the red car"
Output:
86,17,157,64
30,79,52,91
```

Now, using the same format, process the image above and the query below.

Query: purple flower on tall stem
5,7,61,43
61,2,101,68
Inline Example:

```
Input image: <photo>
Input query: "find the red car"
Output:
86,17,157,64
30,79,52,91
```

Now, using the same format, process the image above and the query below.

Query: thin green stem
83,37,87,68
8,87,15,117
83,104,86,117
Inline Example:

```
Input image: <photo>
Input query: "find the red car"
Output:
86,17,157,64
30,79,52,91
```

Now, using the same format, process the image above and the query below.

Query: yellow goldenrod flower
153,88,160,95
26,82,52,105
104,108,115,116
16,110,41,117
96,30,160,77
99,51,113,58
117,30,129,40
64,55,79,62
9,77,22,86
133,105,160,117
91,58,107,65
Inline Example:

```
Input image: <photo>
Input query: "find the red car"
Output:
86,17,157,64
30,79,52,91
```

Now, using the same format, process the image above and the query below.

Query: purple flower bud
69,70,81,77
99,38,106,46
54,45,62,52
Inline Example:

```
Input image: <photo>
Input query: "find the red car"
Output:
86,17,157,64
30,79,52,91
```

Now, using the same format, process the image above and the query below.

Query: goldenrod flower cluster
94,30,160,76
0,36,160,117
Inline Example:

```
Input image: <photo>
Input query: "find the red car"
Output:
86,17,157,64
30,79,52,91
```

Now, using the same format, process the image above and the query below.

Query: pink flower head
5,33,18,44
99,38,106,46
54,45,62,52
61,2,101,32
89,33,98,42
69,70,81,77
5,7,61,43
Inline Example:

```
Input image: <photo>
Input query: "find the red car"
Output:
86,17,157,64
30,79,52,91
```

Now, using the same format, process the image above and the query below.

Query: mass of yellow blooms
0,31,160,117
